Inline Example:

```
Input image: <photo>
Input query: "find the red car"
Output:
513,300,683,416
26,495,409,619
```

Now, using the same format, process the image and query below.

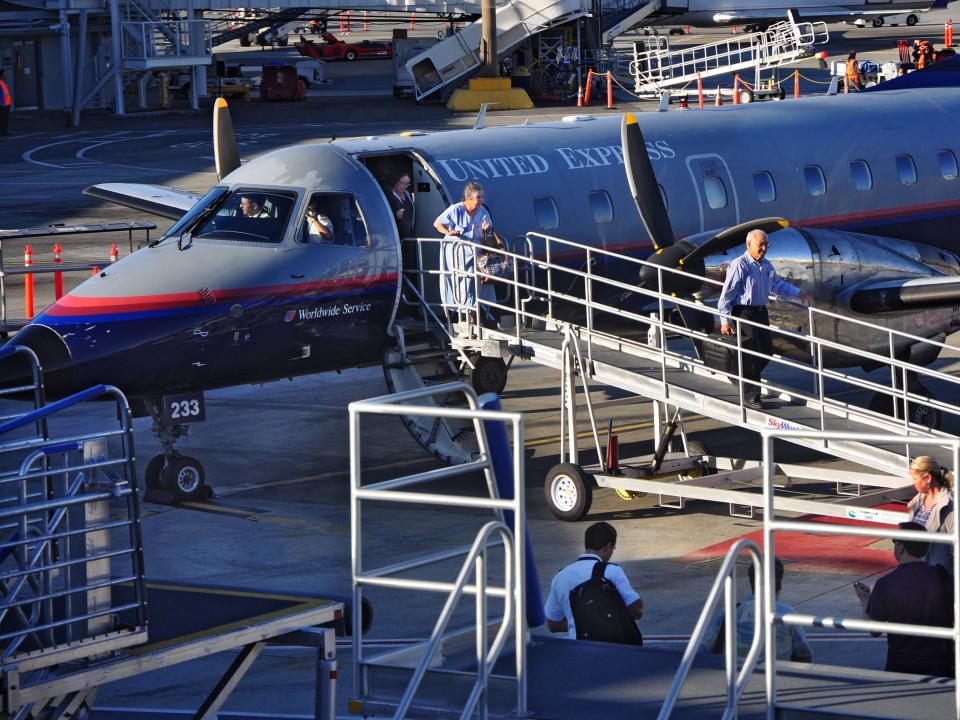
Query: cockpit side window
299,193,370,248
191,189,296,244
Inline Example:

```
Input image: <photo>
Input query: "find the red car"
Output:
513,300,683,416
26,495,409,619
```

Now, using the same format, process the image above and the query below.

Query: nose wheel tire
469,355,508,395
545,463,593,521
161,455,206,501
144,455,165,489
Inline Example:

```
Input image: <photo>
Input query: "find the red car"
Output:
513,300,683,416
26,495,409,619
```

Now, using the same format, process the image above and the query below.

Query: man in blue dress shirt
717,229,810,409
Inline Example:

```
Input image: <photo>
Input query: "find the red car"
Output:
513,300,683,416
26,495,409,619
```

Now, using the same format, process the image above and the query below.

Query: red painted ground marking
680,504,906,576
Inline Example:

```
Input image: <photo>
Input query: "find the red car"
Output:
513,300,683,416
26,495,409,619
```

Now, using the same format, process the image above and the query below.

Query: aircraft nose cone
4,324,74,397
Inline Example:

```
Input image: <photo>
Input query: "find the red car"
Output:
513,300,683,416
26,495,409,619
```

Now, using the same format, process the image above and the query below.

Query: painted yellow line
178,501,258,517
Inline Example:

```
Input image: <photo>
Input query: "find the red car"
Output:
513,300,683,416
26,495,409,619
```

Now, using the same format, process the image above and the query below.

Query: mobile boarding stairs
387,230,960,524
349,384,960,719
630,11,829,98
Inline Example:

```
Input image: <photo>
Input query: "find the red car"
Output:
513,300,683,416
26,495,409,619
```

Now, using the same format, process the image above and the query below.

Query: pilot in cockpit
240,193,270,219
305,199,335,242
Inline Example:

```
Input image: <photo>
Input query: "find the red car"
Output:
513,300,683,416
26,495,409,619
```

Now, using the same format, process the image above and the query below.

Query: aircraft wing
848,276,960,314
83,183,201,220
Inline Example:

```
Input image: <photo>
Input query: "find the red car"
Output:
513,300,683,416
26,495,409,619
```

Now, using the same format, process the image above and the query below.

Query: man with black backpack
544,522,645,645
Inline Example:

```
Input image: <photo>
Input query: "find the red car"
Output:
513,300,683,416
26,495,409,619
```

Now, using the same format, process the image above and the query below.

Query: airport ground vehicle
296,32,392,61
171,58,324,97
850,12,920,27
260,65,307,100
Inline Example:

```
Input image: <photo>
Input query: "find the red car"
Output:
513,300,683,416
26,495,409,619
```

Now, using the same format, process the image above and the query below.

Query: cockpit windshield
163,188,297,244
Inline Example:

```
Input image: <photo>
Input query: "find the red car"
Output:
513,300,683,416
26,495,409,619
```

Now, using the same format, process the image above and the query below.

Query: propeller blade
621,113,675,250
681,217,789,267
214,98,240,181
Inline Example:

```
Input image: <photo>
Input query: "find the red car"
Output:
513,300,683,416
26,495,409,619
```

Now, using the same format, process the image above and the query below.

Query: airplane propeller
621,113,789,295
213,98,240,181
621,112,674,252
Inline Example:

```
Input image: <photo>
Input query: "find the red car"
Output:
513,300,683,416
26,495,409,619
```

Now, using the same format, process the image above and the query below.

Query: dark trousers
731,305,772,399
0,106,9,135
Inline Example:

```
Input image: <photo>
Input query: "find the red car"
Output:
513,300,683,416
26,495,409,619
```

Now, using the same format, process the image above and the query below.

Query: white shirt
544,554,641,639
307,213,334,240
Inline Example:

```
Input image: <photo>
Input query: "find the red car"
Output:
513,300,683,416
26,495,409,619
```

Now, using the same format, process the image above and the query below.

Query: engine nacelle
698,226,959,368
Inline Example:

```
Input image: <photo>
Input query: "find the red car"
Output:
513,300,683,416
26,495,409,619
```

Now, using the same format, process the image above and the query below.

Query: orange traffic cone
715,85,723,106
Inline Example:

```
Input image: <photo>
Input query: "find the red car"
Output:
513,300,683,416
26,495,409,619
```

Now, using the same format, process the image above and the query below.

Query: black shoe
744,396,764,410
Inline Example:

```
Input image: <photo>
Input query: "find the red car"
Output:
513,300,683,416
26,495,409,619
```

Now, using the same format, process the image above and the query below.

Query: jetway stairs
405,0,591,100
601,0,662,45
207,7,309,47
387,231,960,517
630,12,828,95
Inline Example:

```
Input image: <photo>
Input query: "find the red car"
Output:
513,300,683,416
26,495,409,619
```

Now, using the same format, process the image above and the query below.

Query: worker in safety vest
918,40,929,69
0,69,10,136
845,50,863,92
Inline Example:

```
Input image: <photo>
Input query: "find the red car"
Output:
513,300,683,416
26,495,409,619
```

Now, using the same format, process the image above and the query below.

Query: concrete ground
0,15,954,719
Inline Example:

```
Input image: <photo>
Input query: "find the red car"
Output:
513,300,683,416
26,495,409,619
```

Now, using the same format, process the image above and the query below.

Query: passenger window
896,154,917,185
753,171,776,203
192,189,296,243
938,149,959,180
533,196,559,231
850,160,872,191
589,190,613,224
300,192,370,247
703,176,727,209
803,165,826,197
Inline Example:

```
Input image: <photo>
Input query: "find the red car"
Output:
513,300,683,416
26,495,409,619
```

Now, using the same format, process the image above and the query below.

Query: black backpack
568,561,643,646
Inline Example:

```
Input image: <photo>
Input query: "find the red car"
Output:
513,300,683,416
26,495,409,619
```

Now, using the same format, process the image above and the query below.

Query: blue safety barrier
0,384,109,437
479,393,546,628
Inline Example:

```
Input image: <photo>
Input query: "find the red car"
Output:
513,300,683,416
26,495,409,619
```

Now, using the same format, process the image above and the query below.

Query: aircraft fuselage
16,89,960,400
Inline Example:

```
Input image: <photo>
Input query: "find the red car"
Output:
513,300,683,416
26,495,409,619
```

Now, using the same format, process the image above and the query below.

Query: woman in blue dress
433,181,501,325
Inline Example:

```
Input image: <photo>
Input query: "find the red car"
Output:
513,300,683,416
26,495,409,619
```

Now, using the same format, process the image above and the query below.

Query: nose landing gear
143,400,212,503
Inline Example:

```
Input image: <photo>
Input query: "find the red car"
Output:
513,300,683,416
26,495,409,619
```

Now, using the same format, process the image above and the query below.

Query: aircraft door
685,154,739,233
359,152,451,310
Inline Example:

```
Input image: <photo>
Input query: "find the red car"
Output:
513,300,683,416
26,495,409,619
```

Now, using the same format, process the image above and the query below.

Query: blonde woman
907,456,955,570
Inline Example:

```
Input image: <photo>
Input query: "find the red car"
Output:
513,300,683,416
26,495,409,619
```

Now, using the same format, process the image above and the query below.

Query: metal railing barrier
0,380,147,711
761,431,960,720
349,383,527,719
659,538,764,720
435,230,960,442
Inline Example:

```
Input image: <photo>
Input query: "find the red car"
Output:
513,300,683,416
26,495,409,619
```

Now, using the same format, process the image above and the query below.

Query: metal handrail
433,230,960,441
658,538,764,720
665,435,960,720
392,521,514,720
350,383,528,719
629,19,828,93
761,432,960,720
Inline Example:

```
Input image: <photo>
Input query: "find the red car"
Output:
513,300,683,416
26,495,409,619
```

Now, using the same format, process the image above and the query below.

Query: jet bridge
387,231,959,522
629,12,829,97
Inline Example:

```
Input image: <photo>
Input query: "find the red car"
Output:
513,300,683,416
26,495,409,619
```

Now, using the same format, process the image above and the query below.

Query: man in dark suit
388,174,415,238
